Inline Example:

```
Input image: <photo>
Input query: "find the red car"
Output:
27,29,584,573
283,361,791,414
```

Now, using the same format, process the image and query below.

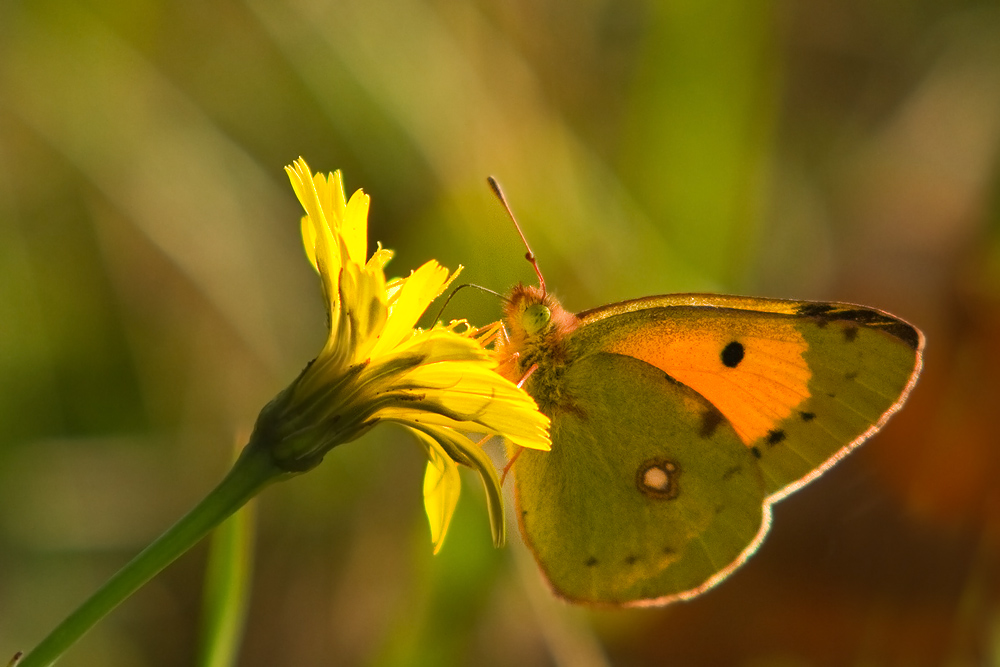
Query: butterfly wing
515,350,768,605
514,294,923,605
576,295,924,498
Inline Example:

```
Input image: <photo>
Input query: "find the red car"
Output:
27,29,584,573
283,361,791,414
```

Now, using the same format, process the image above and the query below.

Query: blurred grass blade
620,1,778,288
196,491,257,667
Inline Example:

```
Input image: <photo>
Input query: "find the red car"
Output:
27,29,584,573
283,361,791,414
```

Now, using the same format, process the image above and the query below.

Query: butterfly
488,179,925,607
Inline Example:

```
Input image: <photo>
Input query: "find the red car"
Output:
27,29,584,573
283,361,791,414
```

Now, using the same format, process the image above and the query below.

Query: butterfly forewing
573,295,923,498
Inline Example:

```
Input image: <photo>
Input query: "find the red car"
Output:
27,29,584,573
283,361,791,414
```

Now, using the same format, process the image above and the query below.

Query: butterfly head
503,284,578,349
498,284,579,407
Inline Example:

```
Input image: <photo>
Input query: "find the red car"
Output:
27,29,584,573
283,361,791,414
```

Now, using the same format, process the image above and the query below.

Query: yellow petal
408,424,505,548
388,326,492,365
288,159,341,323
411,429,461,554
331,262,387,362
299,214,320,273
318,169,347,222
367,244,393,273
380,361,551,451
286,159,331,241
342,189,370,266
370,261,452,358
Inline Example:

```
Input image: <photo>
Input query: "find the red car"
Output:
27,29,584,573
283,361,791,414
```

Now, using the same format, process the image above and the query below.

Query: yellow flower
251,158,550,553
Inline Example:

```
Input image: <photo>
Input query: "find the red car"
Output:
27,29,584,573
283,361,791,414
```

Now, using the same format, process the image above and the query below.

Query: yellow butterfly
490,179,924,606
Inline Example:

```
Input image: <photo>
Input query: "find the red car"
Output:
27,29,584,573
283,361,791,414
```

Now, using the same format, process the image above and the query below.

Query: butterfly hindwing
516,352,767,605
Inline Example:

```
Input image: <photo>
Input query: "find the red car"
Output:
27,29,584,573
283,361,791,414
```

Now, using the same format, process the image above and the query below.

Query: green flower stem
18,439,290,667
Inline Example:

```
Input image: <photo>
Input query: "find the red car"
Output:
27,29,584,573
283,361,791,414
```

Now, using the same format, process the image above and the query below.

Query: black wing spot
625,555,638,565
845,371,858,380
766,429,786,445
799,411,816,422
585,556,598,567
751,446,762,458
721,341,745,368
843,325,859,342
700,406,724,438
721,465,741,481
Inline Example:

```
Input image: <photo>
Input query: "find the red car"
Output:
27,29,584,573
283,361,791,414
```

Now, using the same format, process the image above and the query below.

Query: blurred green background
2,0,999,665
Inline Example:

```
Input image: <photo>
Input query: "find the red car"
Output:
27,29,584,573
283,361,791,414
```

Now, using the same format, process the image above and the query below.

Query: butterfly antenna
431,282,505,323
487,176,546,295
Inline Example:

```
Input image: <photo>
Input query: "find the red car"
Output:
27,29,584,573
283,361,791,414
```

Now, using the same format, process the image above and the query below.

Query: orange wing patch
603,317,811,445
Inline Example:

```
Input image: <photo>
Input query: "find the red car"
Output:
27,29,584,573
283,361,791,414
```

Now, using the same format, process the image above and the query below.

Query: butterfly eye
523,303,552,336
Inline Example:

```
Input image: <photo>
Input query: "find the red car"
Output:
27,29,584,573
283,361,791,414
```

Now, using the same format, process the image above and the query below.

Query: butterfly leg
501,449,523,486
516,363,538,388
